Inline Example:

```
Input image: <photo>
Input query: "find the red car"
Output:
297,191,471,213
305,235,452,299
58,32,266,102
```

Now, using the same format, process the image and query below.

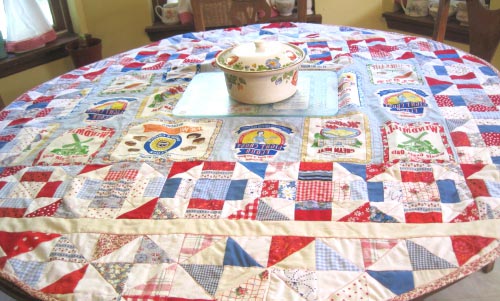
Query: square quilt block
302,113,371,163
185,198,224,219
225,180,248,201
404,202,442,223
297,180,333,202
108,119,221,163
277,181,296,201
261,180,279,198
144,177,167,197
436,180,460,203
295,200,332,221
367,182,384,202
401,182,440,203
191,179,231,200
381,121,453,163
160,178,183,198
478,124,500,147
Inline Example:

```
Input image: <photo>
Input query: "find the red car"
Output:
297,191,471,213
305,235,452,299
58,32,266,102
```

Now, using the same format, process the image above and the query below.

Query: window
1,0,73,35
0,0,77,78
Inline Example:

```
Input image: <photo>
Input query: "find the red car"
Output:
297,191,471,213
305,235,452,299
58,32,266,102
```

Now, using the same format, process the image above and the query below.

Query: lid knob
254,41,266,53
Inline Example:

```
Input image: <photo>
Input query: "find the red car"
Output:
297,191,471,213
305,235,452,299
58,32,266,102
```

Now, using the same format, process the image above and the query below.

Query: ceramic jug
428,0,457,20
455,1,469,25
155,0,180,25
274,0,295,16
177,0,193,24
400,0,429,17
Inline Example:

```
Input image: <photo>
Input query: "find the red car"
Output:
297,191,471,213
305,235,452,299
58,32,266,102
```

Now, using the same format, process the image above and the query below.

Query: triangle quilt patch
338,202,370,222
9,258,46,287
370,206,399,223
223,237,262,268
338,163,366,180
134,236,173,264
216,269,269,300
123,263,177,297
315,240,361,271
366,240,413,271
92,262,133,294
460,164,487,179
178,234,224,263
267,236,315,267
406,240,457,270
256,200,290,221
92,234,140,261
78,164,110,176
49,236,87,263
274,269,318,301
239,162,268,179
227,198,259,220
180,264,224,296
117,198,158,219
451,236,496,266
151,201,178,219
0,231,61,268
328,272,369,301
367,270,414,295
167,261,214,299
25,199,62,217
449,202,480,223
40,264,89,295
168,161,203,178
360,238,399,268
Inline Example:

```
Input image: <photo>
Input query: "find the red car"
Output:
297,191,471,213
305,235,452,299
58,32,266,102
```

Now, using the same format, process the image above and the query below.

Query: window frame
0,0,78,78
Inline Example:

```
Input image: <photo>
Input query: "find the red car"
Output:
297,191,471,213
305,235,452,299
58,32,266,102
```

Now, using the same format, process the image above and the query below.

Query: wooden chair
296,0,307,22
432,0,500,62
191,0,273,32
432,0,451,42
466,0,500,62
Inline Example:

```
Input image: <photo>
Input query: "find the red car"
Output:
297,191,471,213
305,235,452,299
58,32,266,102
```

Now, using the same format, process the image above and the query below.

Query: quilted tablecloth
0,22,499,301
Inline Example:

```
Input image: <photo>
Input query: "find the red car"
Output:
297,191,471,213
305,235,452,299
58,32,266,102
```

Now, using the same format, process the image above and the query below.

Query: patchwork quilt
0,23,499,300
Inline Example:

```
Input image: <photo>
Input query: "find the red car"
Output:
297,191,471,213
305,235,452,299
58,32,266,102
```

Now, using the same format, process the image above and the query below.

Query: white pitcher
400,0,430,17
155,0,180,25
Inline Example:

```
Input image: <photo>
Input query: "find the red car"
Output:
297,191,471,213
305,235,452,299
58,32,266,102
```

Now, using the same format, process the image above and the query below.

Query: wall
1,0,499,105
316,0,388,30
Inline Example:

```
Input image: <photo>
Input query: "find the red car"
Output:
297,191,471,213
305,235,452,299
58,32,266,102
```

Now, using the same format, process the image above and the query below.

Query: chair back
191,0,272,32
433,0,500,62
466,0,500,62
296,0,307,22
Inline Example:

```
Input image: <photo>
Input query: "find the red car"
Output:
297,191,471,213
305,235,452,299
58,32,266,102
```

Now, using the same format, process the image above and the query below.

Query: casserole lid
216,40,304,72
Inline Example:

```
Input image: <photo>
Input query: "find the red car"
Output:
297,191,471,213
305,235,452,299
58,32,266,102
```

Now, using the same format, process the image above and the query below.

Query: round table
0,22,499,301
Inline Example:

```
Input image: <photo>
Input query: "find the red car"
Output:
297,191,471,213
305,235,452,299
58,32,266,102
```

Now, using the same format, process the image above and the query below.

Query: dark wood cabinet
383,9,469,44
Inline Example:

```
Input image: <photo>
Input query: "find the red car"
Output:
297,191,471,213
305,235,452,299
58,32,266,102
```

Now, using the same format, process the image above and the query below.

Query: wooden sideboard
145,0,322,41
383,9,469,44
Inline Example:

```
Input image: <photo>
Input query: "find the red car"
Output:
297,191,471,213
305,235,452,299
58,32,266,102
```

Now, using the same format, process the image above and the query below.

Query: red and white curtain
3,0,56,53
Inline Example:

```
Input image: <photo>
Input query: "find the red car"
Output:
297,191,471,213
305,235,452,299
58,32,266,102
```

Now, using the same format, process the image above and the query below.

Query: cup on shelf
400,0,430,17
178,0,193,24
275,0,295,17
428,0,457,20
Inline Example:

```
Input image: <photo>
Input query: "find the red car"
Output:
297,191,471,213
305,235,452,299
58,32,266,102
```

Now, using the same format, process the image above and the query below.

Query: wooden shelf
0,33,79,78
383,10,469,44
145,14,323,41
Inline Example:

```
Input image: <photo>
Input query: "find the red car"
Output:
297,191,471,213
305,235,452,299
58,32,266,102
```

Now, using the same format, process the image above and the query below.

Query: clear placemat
173,71,338,117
